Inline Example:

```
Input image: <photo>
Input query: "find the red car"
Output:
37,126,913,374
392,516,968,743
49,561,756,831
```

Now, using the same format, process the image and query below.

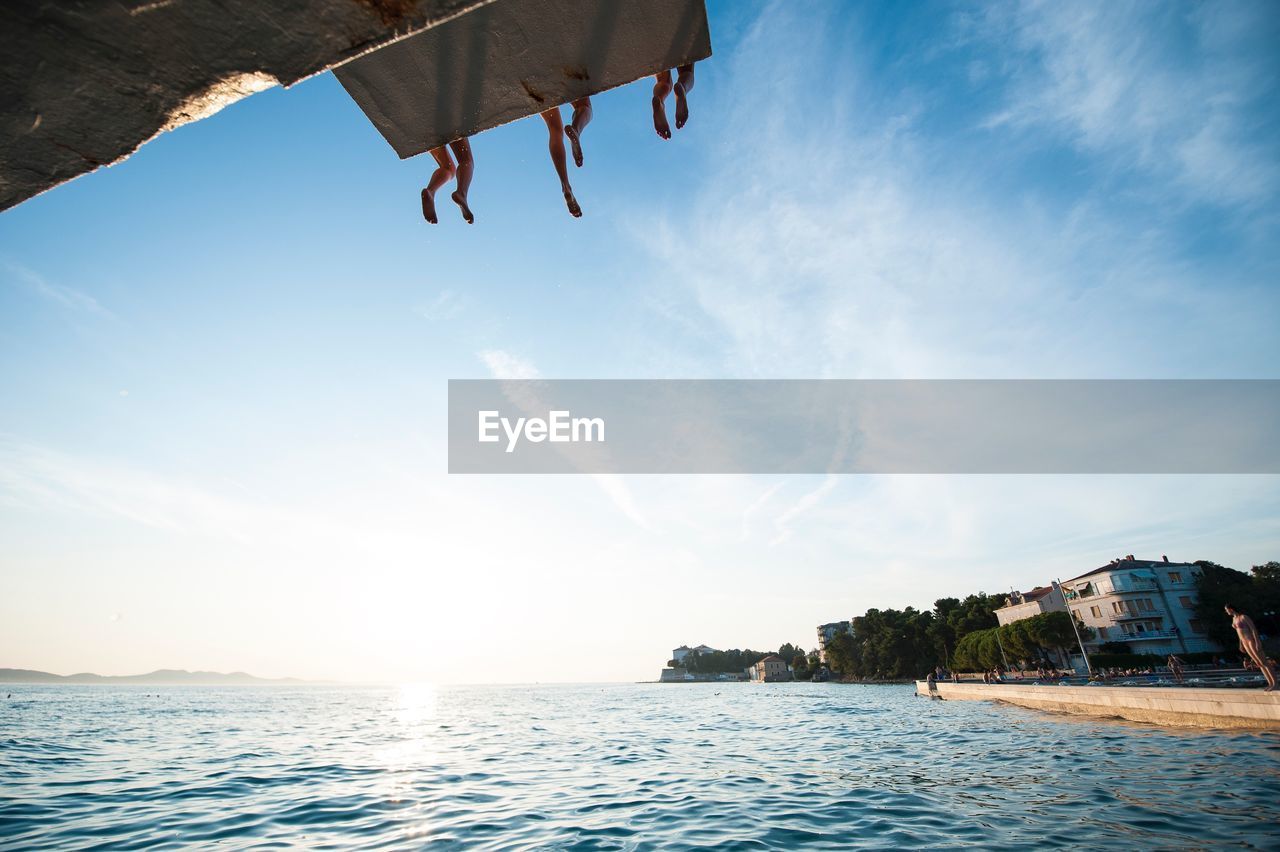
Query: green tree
791,654,809,679
824,631,859,677
1252,561,1280,584
952,611,1089,671
1193,561,1256,648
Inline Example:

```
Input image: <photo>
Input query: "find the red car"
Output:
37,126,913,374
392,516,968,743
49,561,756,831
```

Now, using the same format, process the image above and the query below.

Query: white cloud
478,348,541,379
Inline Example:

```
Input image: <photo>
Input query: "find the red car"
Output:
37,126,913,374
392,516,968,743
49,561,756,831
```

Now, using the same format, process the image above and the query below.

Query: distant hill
0,668,312,685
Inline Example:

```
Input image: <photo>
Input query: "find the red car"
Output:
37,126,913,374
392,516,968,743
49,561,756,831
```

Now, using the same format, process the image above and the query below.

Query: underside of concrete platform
335,0,712,159
1,0,709,212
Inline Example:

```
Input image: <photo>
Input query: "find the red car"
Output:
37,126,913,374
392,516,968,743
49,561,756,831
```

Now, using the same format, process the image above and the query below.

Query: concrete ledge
1,0,493,211
334,0,712,158
917,681,1280,729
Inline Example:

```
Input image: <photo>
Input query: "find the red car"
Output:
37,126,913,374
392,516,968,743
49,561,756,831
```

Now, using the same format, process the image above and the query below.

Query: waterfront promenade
917,680,1280,729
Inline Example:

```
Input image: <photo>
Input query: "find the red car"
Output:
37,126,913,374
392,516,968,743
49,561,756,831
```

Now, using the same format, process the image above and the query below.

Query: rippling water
2,683,1278,849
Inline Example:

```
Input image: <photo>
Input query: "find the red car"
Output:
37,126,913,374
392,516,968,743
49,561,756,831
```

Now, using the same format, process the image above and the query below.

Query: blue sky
2,1,1278,682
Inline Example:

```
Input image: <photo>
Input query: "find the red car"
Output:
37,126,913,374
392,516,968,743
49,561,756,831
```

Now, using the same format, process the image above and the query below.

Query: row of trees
822,593,1095,680
952,611,1085,671
821,593,1012,681
670,643,810,675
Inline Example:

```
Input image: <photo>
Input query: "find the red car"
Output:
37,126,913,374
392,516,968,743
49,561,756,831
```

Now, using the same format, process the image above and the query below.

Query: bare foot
451,190,473,224
652,96,671,140
674,82,689,130
565,125,584,168
421,188,438,224
563,189,582,218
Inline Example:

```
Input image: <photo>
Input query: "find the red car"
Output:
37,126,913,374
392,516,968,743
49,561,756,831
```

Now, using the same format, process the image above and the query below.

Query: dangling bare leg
448,137,474,224
674,63,695,130
1244,639,1278,690
652,70,673,140
540,108,581,218
565,97,592,167
421,146,455,224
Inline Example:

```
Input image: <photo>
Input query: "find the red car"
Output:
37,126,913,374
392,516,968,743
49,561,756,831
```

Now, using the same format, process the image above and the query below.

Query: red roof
760,654,784,663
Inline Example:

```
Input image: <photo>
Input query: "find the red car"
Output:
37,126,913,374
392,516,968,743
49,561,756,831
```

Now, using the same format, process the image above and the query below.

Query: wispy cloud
969,0,1279,208
478,348,541,380
5,261,115,318
769,476,837,546
634,1,1279,381
415,289,463,321
0,435,256,540
474,350,653,530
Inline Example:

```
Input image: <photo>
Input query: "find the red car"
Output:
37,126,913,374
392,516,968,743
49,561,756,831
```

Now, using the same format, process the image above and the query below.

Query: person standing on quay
1225,604,1277,691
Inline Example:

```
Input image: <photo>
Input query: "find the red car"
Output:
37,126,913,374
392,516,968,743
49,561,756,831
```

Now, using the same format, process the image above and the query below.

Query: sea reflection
1,682,1276,849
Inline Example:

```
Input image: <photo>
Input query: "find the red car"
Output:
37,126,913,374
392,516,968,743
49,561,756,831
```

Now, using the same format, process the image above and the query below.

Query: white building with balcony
994,586,1068,626
671,644,719,664
1060,558,1220,656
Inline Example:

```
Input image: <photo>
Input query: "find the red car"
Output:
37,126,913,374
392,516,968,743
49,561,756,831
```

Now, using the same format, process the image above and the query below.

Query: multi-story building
994,586,1068,626
1060,557,1219,657
752,655,791,682
816,621,852,663
670,644,719,664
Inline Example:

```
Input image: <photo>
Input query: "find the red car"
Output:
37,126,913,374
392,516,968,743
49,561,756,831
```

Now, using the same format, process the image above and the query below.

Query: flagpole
1055,578,1092,675
995,626,1010,673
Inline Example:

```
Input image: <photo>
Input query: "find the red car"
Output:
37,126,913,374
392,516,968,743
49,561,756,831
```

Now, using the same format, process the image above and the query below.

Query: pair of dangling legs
541,97,592,218
652,64,695,140
421,137,474,224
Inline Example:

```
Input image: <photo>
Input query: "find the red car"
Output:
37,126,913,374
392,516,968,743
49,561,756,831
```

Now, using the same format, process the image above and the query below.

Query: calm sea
2,683,1277,849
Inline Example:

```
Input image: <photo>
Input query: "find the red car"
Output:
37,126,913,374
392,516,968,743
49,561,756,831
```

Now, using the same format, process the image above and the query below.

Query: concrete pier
917,680,1280,730
0,0,710,211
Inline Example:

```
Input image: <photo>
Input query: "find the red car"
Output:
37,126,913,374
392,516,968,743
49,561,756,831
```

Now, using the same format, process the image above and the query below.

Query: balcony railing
1110,579,1158,592
1109,609,1164,621
1120,629,1180,640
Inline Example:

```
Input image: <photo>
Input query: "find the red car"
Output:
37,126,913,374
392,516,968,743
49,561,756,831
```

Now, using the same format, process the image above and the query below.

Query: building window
1189,619,1205,634
1090,605,1102,619
1138,598,1154,612
1112,601,1126,614
1168,572,1182,583
1179,596,1194,609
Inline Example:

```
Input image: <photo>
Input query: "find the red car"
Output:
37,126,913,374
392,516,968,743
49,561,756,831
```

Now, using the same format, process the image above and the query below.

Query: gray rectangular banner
447,380,1279,474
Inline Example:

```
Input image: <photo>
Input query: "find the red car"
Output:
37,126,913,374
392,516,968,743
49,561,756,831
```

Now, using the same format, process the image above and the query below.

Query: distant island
0,668,314,685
